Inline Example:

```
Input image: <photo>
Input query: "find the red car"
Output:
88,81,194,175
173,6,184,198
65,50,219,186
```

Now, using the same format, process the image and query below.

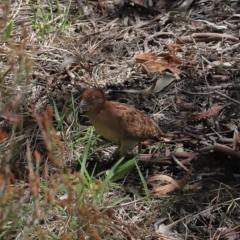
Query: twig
171,154,189,172
173,131,206,141
198,145,240,160
176,87,214,95
214,91,240,105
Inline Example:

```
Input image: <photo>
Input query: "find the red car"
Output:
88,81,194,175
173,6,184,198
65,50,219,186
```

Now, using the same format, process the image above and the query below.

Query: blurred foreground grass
0,3,112,239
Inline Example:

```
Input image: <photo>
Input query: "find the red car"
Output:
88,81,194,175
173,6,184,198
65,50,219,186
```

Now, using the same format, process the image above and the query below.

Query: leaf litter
1,0,240,239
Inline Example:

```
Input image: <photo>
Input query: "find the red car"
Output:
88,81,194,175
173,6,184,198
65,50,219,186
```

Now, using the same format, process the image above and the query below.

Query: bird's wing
107,101,163,141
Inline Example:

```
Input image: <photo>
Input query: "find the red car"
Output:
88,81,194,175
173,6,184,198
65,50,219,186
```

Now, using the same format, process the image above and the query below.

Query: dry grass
1,1,240,239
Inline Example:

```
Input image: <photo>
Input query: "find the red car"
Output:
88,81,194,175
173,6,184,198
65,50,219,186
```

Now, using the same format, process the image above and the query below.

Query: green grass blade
4,20,14,40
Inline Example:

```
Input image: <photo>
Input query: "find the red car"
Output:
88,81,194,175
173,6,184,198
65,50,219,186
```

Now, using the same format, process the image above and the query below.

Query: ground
0,0,240,239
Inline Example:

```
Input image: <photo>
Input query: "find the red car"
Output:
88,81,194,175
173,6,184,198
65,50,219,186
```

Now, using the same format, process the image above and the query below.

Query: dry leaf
135,47,182,74
148,170,191,196
148,168,202,197
134,53,158,63
110,72,176,95
233,129,240,150
187,106,225,122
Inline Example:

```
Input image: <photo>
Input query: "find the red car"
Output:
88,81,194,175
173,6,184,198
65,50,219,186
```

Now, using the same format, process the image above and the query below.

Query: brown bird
79,88,163,157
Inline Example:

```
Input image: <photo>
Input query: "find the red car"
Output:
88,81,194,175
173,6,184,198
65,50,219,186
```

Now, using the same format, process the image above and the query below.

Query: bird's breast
88,116,121,144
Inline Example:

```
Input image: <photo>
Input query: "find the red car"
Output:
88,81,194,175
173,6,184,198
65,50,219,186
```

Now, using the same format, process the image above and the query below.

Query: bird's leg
119,140,138,159
137,142,142,154
108,141,141,162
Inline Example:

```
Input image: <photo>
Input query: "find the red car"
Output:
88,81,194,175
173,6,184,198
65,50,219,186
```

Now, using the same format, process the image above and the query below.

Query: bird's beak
79,100,89,112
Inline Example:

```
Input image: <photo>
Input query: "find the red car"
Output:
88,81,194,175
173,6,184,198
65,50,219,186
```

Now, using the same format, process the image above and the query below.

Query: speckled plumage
80,88,163,156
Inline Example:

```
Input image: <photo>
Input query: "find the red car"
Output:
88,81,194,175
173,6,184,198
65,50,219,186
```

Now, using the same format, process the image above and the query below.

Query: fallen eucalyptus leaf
111,72,176,95
59,55,85,74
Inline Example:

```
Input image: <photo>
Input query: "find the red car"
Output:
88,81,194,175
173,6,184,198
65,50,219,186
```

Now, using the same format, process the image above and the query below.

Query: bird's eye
89,95,100,102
